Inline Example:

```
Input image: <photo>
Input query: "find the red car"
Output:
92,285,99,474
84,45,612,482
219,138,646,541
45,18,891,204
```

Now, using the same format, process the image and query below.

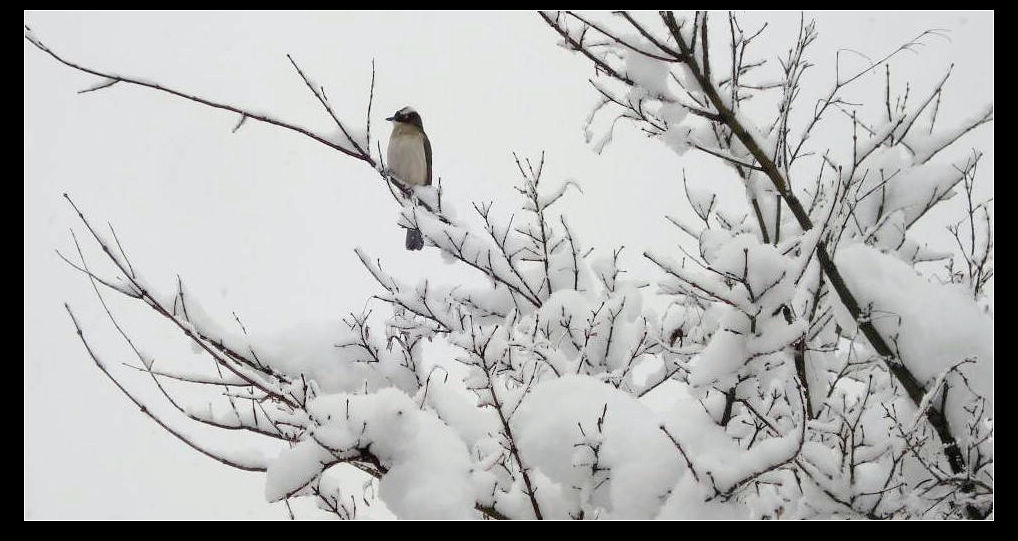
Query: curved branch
64,303,270,473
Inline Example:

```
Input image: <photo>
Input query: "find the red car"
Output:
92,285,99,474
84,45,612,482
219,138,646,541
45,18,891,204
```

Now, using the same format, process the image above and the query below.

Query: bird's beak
385,115,395,121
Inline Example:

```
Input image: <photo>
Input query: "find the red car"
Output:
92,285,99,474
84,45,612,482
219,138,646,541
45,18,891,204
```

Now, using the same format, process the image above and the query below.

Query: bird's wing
424,132,433,186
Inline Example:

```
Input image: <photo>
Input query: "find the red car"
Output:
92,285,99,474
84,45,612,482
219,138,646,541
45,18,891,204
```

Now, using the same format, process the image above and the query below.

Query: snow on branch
38,12,992,519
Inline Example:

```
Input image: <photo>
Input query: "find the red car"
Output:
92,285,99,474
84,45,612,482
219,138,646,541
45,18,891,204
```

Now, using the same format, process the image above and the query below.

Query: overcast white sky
25,11,992,519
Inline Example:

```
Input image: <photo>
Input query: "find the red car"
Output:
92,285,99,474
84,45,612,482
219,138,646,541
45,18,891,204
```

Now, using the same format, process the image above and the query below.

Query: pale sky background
25,11,992,519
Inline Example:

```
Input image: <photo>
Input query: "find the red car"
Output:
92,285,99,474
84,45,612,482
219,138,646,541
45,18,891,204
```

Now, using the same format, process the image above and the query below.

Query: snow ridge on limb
543,10,991,518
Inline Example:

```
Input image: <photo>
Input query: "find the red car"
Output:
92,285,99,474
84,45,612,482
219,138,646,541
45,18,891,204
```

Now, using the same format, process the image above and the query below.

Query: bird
385,106,432,251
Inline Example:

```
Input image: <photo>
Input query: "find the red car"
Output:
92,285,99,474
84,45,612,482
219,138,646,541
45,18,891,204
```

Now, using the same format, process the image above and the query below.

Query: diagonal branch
25,30,374,165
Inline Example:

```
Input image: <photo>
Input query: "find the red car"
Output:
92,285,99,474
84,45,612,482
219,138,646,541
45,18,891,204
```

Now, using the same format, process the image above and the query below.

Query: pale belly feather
387,134,428,186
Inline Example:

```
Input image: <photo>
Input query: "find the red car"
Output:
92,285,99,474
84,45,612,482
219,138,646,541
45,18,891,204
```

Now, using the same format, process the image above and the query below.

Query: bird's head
386,106,424,131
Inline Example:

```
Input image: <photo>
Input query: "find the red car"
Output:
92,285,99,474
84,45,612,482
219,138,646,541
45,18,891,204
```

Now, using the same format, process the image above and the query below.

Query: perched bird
385,106,432,251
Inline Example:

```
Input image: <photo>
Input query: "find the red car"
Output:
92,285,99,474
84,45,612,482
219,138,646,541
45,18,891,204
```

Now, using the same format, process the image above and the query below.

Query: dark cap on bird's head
385,106,424,130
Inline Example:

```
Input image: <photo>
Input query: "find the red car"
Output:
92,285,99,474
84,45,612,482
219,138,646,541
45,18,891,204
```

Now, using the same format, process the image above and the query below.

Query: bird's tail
405,228,424,251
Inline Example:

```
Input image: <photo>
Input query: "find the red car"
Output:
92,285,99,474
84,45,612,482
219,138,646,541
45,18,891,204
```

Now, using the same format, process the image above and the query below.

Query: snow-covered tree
28,11,992,519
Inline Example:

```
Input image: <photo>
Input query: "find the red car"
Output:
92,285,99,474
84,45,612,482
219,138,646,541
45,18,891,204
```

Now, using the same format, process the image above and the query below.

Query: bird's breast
387,133,428,186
